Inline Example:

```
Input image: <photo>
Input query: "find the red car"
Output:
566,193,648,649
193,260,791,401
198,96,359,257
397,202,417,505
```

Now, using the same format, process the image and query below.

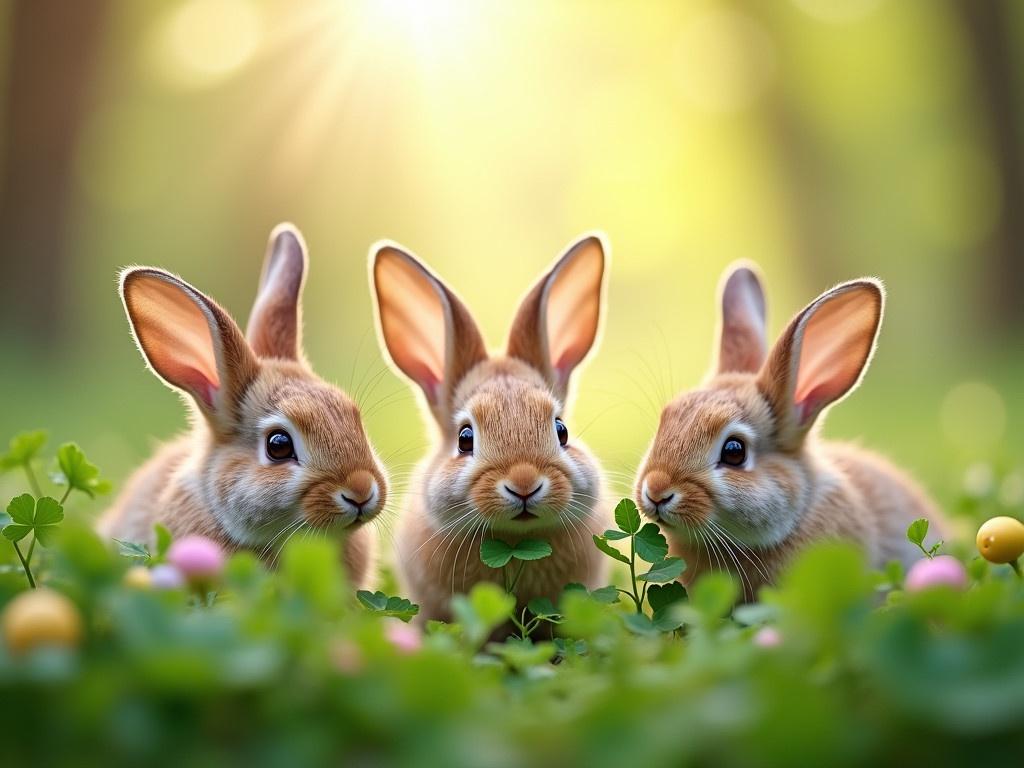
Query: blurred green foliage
0,431,1022,764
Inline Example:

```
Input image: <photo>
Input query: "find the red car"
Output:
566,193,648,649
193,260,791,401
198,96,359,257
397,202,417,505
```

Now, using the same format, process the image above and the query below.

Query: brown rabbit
371,235,611,622
634,263,944,600
98,225,387,587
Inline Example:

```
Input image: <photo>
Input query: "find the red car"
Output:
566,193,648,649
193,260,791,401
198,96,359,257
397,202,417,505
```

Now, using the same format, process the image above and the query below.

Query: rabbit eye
266,429,296,462
554,418,568,447
720,437,746,467
457,425,474,454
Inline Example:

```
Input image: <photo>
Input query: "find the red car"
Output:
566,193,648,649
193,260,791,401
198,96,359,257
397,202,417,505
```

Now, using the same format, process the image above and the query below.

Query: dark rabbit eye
266,430,296,462
720,437,746,467
555,418,568,447
457,425,474,454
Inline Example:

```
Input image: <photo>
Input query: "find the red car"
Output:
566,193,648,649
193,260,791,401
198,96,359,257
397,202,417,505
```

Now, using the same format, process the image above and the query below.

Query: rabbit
370,234,611,622
97,224,387,588
634,262,945,601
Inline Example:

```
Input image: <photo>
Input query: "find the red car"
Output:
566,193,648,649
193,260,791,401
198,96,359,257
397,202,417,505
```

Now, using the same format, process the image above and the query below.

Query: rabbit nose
504,464,543,499
643,470,675,505
337,470,379,516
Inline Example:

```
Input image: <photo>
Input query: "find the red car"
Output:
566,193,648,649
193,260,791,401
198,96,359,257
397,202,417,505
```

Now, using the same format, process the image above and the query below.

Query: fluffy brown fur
98,225,386,587
635,263,945,601
372,235,611,622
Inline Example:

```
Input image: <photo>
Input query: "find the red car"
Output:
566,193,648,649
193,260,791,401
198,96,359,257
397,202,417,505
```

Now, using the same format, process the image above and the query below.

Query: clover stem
59,486,72,506
508,561,527,595
1010,559,1022,580
11,540,36,589
26,534,35,563
22,463,42,499
628,534,642,613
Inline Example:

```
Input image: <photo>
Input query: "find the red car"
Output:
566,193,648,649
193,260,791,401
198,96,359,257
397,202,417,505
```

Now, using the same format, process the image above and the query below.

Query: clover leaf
593,534,630,565
2,493,64,546
635,523,669,564
614,498,641,534
52,443,111,498
0,431,47,471
637,556,685,583
357,590,420,622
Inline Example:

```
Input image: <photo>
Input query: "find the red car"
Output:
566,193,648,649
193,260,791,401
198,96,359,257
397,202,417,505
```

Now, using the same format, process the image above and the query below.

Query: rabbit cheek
711,464,802,547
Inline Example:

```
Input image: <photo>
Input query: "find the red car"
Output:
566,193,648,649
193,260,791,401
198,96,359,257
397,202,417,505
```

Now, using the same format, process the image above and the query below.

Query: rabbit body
636,265,945,600
99,226,385,588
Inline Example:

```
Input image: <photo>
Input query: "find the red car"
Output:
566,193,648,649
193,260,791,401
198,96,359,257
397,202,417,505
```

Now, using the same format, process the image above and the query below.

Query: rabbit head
635,263,884,548
120,224,387,547
371,235,607,536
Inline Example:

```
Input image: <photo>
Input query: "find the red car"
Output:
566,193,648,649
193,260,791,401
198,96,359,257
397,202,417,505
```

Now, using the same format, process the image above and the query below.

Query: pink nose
643,470,675,505
504,463,543,499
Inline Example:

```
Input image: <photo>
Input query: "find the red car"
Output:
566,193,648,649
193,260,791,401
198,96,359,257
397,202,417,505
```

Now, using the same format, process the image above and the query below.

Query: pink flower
150,564,186,590
167,536,226,581
384,620,422,654
905,555,968,592
753,626,782,648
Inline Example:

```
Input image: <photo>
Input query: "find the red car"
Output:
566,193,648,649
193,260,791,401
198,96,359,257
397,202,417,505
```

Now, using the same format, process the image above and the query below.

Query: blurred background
1,0,1021,531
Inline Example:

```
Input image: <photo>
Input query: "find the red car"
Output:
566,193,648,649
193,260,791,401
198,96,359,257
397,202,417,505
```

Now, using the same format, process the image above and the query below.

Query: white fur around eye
257,414,309,466
712,422,757,470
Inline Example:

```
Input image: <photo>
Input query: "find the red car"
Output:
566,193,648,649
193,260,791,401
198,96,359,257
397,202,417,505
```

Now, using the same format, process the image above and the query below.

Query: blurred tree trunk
960,0,1024,336
0,0,106,350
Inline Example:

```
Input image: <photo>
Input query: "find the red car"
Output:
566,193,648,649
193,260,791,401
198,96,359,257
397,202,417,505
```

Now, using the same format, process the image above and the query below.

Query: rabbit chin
486,504,565,534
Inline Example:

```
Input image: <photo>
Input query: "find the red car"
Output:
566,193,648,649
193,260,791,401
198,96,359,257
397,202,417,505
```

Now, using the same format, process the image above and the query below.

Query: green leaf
906,518,929,547
602,529,630,541
652,605,685,632
154,523,173,559
452,583,515,647
511,539,552,561
357,590,420,622
527,597,559,618
637,556,685,583
0,431,47,470
53,442,111,498
7,493,35,525
634,523,668,564
480,538,514,568
732,602,779,626
486,638,556,670
2,494,63,547
2,524,31,542
33,496,63,526
883,559,904,589
691,571,739,620
115,538,152,561
647,581,686,612
622,612,658,636
614,498,641,534
593,534,630,565
589,585,621,604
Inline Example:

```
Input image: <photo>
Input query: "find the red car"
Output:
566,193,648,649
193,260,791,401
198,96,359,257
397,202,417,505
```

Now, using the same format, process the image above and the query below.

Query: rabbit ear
371,242,488,417
758,279,884,448
246,223,308,360
716,262,767,374
121,268,259,432
507,234,606,400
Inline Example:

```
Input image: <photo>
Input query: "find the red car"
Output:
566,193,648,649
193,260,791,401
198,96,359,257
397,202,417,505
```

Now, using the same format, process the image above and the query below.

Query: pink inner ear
792,286,880,426
172,366,218,408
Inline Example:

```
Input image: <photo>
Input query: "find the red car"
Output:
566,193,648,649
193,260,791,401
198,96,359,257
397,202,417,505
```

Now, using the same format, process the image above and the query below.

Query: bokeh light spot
152,0,263,88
